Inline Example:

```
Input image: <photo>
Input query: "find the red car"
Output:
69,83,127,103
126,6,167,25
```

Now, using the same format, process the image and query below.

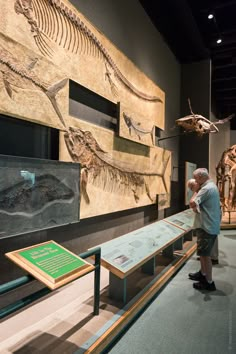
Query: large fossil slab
60,119,171,218
0,33,68,129
0,0,170,220
0,0,165,132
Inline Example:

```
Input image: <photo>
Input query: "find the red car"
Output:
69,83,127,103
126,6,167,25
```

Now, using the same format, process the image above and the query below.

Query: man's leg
200,256,206,276
191,231,216,290
201,256,212,282
211,237,219,263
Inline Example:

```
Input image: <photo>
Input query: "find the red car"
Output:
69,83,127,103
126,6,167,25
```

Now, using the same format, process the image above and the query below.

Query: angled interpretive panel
164,209,195,231
96,220,184,278
5,241,94,289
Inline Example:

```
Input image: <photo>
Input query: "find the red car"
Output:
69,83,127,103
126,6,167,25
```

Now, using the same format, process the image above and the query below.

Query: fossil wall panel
60,119,171,218
0,0,165,132
0,33,68,130
0,154,80,238
0,0,170,220
118,103,156,147
157,193,171,210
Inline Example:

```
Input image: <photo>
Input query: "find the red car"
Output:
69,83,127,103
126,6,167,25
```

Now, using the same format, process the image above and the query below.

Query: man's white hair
193,168,209,178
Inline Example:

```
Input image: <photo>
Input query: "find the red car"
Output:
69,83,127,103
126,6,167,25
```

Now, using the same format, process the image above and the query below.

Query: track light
216,38,222,44
208,13,214,19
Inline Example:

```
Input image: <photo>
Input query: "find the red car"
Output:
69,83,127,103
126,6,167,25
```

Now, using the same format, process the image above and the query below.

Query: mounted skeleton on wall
216,144,236,211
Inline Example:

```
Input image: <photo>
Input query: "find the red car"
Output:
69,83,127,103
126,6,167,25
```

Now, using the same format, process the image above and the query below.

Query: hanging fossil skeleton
216,144,236,211
176,99,234,136
64,126,170,204
14,0,162,103
0,43,67,127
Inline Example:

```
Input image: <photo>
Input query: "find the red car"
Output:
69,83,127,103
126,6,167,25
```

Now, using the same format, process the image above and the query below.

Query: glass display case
0,154,80,238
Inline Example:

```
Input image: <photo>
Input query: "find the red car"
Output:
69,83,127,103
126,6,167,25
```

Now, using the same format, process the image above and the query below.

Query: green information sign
6,241,94,289
19,243,86,279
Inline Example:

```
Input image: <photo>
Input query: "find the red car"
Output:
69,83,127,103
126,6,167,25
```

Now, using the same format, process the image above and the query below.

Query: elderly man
188,168,221,291
188,178,219,265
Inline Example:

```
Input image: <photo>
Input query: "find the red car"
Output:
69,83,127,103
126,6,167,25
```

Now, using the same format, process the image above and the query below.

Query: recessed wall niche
0,114,59,160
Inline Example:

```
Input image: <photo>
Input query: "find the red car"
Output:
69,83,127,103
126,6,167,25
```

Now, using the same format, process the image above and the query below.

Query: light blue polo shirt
195,179,221,235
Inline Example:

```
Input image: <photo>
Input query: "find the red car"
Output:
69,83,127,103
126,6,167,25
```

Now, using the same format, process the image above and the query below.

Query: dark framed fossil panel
0,155,80,238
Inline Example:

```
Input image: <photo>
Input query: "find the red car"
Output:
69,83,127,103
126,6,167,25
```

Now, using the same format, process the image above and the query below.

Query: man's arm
194,186,210,206
189,192,199,213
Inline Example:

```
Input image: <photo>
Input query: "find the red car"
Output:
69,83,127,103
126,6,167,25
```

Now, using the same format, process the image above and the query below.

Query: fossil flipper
0,44,67,127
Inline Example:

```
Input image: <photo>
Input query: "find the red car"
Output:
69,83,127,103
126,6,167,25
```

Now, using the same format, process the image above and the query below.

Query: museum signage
6,241,94,289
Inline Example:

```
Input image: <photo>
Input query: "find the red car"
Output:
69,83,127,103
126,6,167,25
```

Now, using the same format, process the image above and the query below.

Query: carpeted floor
107,230,236,354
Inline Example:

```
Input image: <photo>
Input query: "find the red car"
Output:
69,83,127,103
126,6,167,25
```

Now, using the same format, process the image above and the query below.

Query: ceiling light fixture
208,13,214,19
216,38,222,44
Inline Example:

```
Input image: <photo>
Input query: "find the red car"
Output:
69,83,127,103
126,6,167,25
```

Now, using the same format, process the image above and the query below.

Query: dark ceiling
139,0,236,128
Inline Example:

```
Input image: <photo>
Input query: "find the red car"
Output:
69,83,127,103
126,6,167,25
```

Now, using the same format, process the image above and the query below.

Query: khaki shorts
195,228,217,256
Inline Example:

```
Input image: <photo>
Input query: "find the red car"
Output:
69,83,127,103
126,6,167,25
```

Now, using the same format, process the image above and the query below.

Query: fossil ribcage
14,0,162,102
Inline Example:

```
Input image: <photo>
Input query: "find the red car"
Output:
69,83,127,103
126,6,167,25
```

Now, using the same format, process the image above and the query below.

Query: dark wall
179,59,211,206
0,114,59,160
180,60,211,167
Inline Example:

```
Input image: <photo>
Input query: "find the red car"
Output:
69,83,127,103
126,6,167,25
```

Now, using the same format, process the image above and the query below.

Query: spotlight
216,38,222,44
208,13,214,19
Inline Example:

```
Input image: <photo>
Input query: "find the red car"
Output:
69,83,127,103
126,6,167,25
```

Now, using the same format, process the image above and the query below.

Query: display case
0,155,80,238
164,209,195,231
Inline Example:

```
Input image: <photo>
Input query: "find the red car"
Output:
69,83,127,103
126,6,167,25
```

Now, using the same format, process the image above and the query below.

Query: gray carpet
108,230,236,354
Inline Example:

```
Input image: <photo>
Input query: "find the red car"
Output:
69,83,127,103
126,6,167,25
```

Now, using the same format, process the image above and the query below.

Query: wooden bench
96,209,195,303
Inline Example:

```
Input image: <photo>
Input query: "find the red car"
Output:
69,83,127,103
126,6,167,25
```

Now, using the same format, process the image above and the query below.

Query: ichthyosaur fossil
14,0,162,103
64,126,170,203
0,174,74,216
0,43,67,127
123,112,155,145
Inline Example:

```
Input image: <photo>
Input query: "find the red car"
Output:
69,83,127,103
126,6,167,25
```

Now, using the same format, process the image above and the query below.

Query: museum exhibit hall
0,0,236,353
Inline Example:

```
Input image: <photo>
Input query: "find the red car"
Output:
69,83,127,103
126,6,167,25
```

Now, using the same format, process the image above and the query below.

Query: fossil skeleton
64,127,170,203
0,43,67,127
216,144,236,211
14,0,162,102
0,174,74,216
176,99,234,136
123,112,155,145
